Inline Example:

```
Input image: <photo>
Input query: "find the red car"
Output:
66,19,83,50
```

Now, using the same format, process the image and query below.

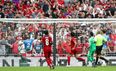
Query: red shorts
65,47,71,54
71,47,83,54
43,47,52,58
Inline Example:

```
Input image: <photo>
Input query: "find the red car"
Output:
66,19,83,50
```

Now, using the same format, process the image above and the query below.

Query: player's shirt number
45,39,49,45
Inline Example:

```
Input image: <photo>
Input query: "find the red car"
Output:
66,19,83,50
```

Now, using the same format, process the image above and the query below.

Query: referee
94,31,109,66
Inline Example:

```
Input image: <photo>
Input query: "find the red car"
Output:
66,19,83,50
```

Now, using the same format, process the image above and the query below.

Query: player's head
97,31,101,35
71,32,75,37
44,30,49,35
26,35,30,39
89,31,94,37
24,33,30,39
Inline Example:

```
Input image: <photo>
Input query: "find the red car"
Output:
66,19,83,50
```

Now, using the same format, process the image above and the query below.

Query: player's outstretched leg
75,54,86,66
100,56,109,65
77,57,86,66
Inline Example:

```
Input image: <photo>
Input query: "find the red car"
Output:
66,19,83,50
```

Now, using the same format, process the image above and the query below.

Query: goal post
0,18,116,24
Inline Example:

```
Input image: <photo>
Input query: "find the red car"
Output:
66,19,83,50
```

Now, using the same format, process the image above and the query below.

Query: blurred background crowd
0,0,116,57
0,22,116,56
0,0,116,18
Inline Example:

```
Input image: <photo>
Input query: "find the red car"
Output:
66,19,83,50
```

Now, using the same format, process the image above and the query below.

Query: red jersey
12,42,19,54
62,41,71,53
70,37,77,49
57,42,63,55
42,35,52,48
58,0,64,5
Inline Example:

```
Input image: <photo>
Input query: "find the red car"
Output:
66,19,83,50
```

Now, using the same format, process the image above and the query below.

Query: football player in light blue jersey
23,35,34,53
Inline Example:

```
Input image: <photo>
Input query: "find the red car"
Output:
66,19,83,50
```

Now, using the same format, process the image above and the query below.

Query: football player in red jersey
68,32,86,66
62,35,71,66
42,30,54,69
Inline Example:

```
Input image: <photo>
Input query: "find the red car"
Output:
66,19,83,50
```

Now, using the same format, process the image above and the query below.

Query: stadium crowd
0,0,116,57
0,22,116,56
0,0,116,18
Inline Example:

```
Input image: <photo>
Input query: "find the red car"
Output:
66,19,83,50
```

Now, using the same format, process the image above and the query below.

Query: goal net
0,18,116,56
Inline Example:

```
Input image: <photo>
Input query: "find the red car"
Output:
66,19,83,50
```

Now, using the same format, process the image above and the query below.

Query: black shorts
96,45,103,55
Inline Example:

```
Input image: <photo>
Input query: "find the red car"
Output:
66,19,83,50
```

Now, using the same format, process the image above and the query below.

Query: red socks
67,56,71,65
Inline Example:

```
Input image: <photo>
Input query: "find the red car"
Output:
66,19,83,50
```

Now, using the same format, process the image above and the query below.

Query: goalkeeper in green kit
87,32,96,66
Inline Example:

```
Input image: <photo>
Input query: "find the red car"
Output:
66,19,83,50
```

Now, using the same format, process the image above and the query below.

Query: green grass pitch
0,66,116,71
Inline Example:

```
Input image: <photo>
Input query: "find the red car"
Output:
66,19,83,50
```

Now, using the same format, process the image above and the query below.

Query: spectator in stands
0,0,116,18
0,7,4,18
5,35,15,55
0,33,12,56
33,35,43,54
11,36,21,56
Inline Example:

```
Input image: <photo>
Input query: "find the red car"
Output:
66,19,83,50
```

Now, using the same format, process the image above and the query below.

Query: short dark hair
25,35,30,39
44,30,49,35
89,31,94,37
97,31,102,34
71,32,75,37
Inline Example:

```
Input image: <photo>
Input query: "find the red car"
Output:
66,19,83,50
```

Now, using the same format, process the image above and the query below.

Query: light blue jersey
23,39,34,52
